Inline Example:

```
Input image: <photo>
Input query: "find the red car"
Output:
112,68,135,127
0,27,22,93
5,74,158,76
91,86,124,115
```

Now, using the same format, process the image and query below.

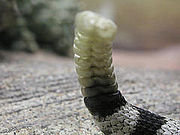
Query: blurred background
0,0,180,70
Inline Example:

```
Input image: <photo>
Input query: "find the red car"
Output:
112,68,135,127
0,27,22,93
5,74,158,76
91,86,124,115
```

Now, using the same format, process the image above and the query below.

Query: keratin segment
73,11,118,97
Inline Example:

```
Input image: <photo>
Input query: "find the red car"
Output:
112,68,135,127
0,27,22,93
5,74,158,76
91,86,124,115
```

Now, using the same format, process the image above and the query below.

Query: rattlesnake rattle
73,11,180,135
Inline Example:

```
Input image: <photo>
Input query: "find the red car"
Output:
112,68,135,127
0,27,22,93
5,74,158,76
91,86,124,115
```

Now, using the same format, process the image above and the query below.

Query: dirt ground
0,50,179,134
113,45,180,71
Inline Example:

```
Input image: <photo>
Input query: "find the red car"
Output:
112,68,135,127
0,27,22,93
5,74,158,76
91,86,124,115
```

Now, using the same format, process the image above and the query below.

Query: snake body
73,11,180,135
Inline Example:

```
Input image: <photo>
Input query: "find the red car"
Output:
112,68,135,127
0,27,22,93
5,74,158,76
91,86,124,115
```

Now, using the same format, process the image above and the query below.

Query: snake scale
73,11,180,135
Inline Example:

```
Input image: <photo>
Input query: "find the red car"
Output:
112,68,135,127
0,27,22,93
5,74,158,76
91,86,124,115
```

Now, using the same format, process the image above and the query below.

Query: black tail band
84,90,127,117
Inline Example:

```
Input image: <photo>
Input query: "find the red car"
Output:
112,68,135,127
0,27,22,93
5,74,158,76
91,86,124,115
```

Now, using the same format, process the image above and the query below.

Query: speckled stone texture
0,52,179,134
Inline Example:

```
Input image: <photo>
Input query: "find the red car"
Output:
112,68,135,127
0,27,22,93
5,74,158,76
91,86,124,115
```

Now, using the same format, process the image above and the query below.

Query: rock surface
0,51,179,134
